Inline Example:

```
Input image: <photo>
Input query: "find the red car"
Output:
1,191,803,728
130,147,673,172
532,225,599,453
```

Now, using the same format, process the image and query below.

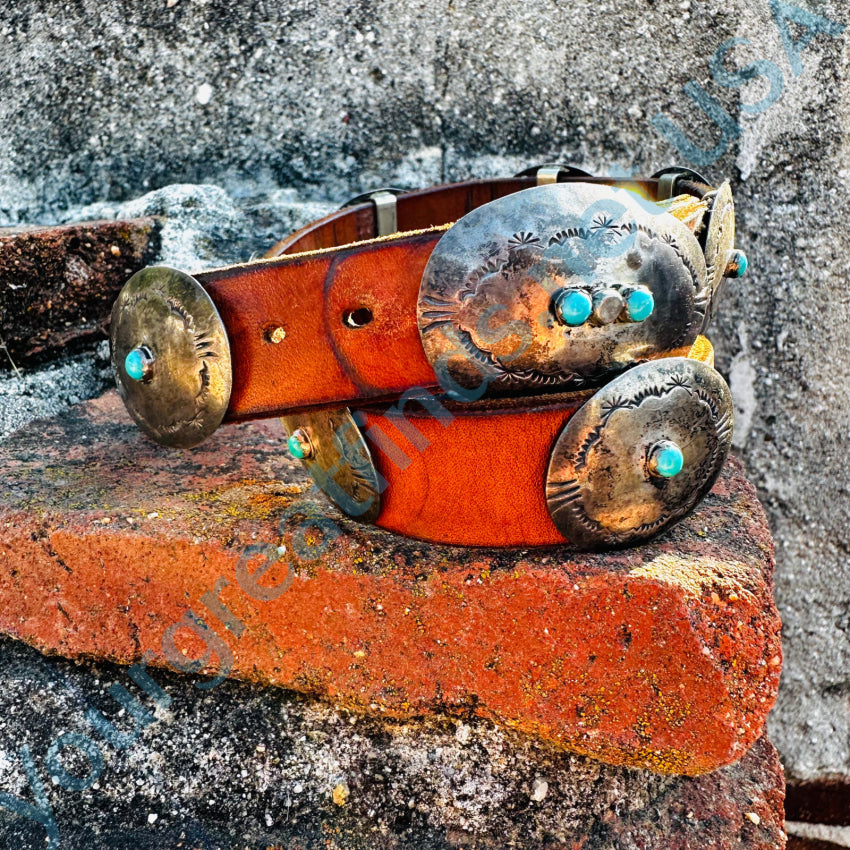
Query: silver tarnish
545,357,734,549
281,408,382,523
110,266,232,449
417,183,709,398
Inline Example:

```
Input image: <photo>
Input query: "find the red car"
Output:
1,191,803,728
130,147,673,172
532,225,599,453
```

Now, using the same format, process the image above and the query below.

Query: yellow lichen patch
184,480,305,522
637,670,692,729
575,689,613,729
632,745,693,774
332,781,350,806
247,491,302,516
633,714,652,741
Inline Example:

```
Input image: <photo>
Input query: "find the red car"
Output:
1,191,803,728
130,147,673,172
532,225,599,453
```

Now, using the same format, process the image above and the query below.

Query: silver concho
417,183,708,399
110,266,232,449
545,357,733,549
281,408,382,523
702,181,736,330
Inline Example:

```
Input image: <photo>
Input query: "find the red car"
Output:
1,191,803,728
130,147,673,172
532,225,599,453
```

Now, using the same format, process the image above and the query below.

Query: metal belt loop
371,190,399,237
657,173,680,201
652,166,713,201
340,187,405,237
515,163,594,186
536,166,562,186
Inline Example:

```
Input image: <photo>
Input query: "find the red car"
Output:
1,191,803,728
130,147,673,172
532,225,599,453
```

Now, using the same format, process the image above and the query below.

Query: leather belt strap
267,176,664,256
354,338,712,547
196,177,666,422
197,227,440,421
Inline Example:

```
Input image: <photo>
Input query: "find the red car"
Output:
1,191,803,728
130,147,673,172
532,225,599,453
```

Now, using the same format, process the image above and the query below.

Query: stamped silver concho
281,409,382,523
545,357,734,549
417,183,709,398
702,181,736,329
110,266,232,449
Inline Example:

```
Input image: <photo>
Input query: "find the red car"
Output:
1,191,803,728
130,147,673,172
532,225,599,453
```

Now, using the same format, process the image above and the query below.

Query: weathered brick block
0,219,160,366
0,391,782,776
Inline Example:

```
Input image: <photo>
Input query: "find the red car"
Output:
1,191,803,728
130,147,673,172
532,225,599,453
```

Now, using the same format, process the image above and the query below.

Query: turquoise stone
557,289,593,326
727,250,748,278
653,442,684,478
124,347,149,382
287,433,307,459
626,288,655,322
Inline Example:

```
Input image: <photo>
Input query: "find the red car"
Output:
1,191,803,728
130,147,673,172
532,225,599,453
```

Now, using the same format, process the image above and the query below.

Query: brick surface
0,391,782,776
0,219,160,367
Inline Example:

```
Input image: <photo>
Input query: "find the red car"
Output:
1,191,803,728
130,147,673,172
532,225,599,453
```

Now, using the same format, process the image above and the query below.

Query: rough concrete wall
0,637,787,850
1,0,848,782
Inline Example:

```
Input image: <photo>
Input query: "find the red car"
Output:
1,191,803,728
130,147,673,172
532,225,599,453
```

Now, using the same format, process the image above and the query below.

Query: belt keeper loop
370,190,398,237
515,163,594,186
652,166,713,201
340,187,404,237
536,166,562,186
657,173,679,201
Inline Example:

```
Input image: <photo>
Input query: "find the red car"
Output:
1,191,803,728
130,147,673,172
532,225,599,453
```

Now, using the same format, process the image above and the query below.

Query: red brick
0,391,781,775
0,218,160,366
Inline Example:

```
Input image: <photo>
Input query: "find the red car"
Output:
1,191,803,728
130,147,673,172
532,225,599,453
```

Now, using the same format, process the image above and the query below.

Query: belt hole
264,325,287,344
343,307,373,328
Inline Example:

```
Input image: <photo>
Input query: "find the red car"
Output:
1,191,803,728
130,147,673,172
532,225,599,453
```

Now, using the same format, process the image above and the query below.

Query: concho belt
110,166,747,549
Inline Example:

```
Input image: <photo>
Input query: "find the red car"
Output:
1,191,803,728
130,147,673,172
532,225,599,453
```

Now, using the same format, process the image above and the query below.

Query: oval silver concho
281,408,382,524
110,266,232,449
417,183,708,399
545,357,734,549
702,181,736,330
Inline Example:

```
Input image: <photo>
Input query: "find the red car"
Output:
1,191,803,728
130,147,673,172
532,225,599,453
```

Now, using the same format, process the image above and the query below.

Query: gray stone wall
1,0,848,782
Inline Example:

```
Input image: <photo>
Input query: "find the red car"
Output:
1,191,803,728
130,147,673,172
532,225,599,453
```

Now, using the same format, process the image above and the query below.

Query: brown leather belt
110,169,746,549
198,176,672,421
